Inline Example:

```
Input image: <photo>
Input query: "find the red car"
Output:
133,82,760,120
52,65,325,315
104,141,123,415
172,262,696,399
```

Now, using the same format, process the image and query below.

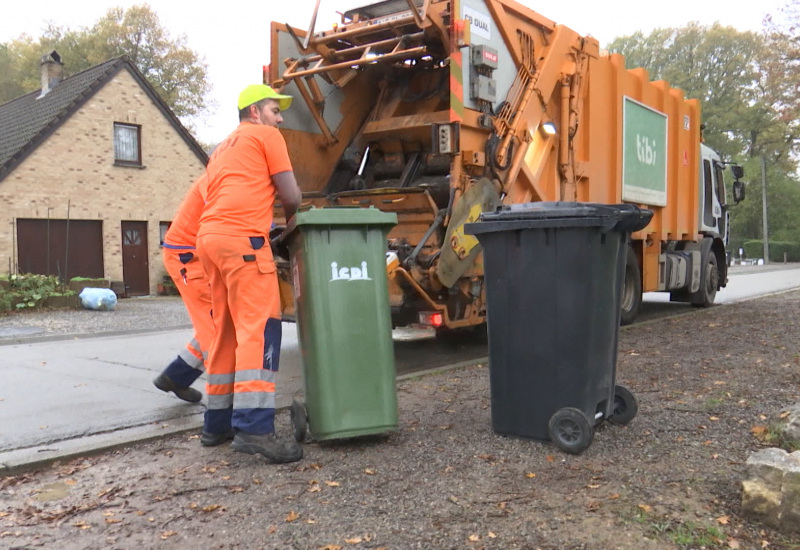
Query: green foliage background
0,4,211,125
606,0,800,254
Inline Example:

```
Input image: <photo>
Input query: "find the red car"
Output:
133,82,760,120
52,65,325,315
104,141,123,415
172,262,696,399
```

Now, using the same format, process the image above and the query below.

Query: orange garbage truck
268,0,745,328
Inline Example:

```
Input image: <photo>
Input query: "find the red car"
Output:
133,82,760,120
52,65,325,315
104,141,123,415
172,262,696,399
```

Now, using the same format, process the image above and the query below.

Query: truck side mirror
732,180,745,204
731,165,744,180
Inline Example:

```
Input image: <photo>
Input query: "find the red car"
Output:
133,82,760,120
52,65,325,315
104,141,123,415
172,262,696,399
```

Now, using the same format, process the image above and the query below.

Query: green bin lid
287,206,398,231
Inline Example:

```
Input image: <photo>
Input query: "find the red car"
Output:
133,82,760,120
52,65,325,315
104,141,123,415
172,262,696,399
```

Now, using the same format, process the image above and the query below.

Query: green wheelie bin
284,206,398,441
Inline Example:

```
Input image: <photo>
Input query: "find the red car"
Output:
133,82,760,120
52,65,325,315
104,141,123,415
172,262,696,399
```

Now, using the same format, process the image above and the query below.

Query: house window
114,122,141,166
159,221,171,246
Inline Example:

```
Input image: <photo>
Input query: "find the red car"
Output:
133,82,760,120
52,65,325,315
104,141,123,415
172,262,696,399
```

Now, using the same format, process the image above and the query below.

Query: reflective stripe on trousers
164,337,206,387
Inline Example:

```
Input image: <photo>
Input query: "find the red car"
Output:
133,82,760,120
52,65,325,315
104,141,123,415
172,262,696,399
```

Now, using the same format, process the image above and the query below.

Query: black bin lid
465,201,653,235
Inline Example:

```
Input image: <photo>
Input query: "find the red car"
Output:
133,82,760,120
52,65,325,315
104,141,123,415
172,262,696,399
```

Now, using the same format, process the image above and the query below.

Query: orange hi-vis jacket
197,122,293,436
198,123,292,238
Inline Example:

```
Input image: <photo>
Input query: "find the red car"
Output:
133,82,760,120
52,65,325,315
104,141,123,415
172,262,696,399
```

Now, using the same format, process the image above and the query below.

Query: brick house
0,51,208,296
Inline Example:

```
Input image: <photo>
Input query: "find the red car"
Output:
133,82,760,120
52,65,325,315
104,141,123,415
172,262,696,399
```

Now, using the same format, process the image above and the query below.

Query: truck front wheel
692,252,718,308
620,246,641,326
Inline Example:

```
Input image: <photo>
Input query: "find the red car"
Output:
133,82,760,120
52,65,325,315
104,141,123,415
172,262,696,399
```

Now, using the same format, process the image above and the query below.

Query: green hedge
0,273,77,313
743,240,800,262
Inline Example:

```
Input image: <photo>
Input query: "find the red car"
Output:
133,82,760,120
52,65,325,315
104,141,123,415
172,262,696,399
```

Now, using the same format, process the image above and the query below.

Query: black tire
608,385,638,426
692,251,718,308
620,246,641,326
547,407,594,455
290,399,308,443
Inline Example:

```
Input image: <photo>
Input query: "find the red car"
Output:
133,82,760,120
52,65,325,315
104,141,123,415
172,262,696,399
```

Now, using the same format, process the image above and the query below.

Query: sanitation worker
196,84,303,463
152,174,213,408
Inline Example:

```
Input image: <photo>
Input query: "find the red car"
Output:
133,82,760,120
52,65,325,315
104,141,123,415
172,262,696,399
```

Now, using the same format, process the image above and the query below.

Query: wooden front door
121,221,150,296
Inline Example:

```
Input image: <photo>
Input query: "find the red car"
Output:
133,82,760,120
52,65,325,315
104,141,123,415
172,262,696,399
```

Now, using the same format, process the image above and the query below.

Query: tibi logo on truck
636,135,658,166
330,261,372,282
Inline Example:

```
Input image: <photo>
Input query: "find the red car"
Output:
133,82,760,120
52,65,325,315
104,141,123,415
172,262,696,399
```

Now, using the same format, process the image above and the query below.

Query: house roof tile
0,55,207,181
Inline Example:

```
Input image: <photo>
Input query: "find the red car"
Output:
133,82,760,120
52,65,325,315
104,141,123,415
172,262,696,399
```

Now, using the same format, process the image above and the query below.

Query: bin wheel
608,385,638,426
290,399,308,442
547,408,594,455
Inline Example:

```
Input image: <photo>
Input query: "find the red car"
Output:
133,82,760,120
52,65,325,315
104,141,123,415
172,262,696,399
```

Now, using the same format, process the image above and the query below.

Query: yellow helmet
237,84,292,111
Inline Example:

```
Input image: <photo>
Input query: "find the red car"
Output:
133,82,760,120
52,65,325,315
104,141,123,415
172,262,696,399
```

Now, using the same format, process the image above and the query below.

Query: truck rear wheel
620,246,641,326
692,251,718,308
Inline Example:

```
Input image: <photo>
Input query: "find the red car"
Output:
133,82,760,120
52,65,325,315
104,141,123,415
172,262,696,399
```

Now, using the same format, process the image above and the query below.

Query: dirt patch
2,291,800,549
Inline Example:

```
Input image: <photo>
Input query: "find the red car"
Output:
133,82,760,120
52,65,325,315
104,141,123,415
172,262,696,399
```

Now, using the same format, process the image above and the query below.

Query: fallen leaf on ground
73,521,91,529
345,536,363,543
468,534,480,541
526,472,536,478
717,515,730,525
638,504,652,513
364,469,376,475
286,510,300,522
325,481,340,487
202,504,222,512
161,531,177,539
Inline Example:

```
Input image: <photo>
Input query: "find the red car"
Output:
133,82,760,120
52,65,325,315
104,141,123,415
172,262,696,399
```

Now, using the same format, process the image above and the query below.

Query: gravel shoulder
0,297,190,341
1,291,799,549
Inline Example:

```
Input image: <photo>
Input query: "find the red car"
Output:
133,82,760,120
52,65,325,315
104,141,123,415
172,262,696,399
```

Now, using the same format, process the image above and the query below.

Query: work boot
153,373,202,403
232,432,303,464
200,429,235,447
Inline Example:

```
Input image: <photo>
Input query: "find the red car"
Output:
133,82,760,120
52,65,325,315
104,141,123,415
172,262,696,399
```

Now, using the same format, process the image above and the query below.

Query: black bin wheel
547,407,594,455
290,399,308,443
608,385,638,426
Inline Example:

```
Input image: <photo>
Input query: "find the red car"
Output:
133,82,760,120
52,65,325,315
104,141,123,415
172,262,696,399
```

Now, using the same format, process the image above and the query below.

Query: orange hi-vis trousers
161,246,213,387
197,233,282,436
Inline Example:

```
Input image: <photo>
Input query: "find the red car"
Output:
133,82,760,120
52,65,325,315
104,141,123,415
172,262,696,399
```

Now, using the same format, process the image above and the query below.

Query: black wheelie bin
465,202,653,454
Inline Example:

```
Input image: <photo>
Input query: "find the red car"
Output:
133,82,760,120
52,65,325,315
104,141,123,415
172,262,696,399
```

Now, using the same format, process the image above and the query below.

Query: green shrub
0,273,75,313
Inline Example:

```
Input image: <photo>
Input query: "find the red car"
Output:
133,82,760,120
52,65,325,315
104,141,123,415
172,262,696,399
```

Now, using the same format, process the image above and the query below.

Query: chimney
38,50,63,98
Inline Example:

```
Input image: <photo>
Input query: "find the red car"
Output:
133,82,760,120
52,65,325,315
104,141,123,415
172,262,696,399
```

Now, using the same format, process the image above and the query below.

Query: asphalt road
397,262,800,372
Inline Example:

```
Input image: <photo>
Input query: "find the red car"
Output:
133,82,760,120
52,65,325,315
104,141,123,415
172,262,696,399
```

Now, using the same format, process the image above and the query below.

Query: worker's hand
269,225,286,241
270,225,291,260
